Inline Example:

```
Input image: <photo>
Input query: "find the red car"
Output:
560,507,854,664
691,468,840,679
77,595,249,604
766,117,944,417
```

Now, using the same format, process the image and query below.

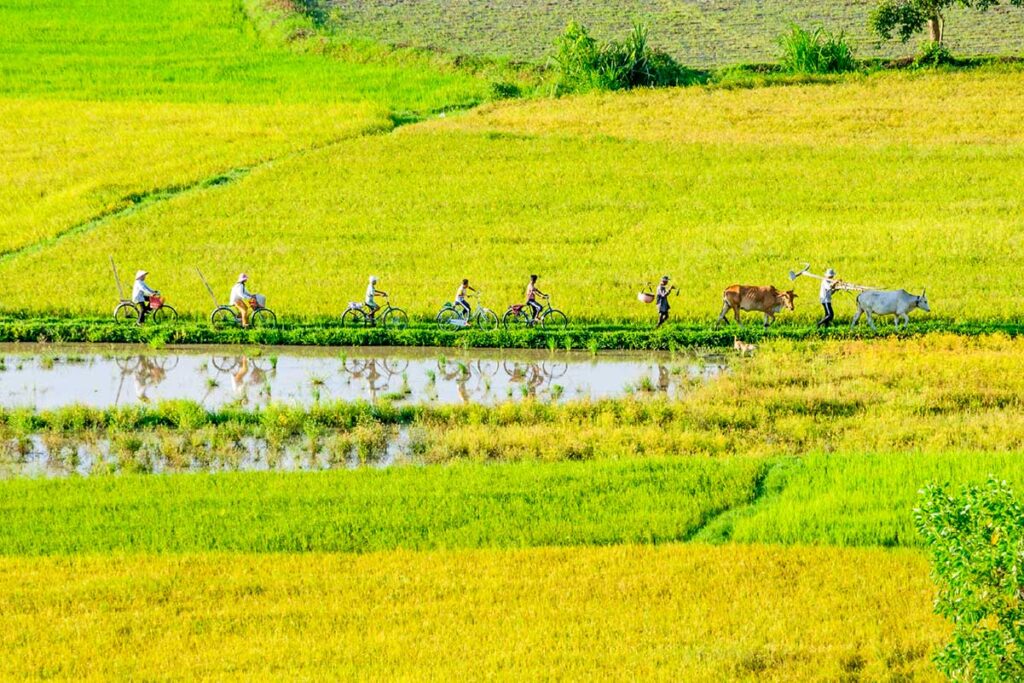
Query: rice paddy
5,0,1022,678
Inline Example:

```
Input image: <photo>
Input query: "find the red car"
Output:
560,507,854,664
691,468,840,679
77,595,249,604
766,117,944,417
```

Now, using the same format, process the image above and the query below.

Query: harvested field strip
0,544,945,680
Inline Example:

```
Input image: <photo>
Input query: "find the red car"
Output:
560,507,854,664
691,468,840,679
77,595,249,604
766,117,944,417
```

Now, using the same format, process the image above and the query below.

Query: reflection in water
0,426,407,479
0,345,729,409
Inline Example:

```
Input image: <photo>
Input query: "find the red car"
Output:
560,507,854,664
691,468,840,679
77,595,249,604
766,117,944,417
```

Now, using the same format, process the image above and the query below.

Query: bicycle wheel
502,308,531,330
114,302,139,323
211,306,238,328
384,358,409,375
383,308,409,329
436,307,461,328
251,308,277,329
541,309,568,330
151,305,178,325
342,308,369,327
476,309,499,330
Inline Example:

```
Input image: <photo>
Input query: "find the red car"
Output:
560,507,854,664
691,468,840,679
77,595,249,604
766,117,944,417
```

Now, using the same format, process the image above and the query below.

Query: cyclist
230,273,256,328
454,278,476,317
132,270,159,325
366,276,387,324
525,274,546,323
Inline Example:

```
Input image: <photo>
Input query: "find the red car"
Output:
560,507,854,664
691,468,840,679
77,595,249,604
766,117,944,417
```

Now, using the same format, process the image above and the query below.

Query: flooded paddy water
0,344,729,478
0,344,727,409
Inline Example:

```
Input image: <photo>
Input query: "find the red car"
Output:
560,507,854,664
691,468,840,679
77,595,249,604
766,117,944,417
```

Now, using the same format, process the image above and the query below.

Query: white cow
851,289,930,330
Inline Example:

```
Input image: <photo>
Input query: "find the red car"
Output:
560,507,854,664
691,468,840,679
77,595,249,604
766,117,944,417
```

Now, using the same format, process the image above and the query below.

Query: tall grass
552,21,699,93
777,25,857,74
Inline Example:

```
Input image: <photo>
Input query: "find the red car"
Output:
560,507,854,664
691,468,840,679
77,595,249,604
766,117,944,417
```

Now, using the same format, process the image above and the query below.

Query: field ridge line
0,123,399,268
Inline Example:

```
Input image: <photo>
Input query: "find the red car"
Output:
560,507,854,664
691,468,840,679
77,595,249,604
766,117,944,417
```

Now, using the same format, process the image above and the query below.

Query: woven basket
637,292,655,304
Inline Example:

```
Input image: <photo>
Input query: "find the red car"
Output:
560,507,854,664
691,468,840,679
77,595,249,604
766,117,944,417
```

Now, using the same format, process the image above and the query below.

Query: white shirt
820,279,836,304
132,279,156,303
365,283,377,305
231,282,253,304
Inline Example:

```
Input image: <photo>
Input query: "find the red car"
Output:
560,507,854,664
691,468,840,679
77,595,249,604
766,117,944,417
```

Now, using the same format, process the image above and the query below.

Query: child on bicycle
366,275,387,323
455,279,476,317
525,274,546,323
131,270,159,325
230,273,256,328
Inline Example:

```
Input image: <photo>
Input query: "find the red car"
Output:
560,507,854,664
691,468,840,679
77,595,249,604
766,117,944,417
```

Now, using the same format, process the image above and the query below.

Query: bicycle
210,297,278,329
342,295,408,329
435,294,499,330
502,295,568,330
113,294,178,325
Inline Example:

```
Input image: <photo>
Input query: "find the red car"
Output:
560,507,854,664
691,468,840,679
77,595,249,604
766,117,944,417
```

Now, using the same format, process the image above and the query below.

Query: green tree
915,478,1024,681
870,0,1024,44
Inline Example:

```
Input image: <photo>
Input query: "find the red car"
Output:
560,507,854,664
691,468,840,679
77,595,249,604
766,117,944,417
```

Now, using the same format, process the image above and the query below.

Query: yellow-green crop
0,544,944,680
0,99,389,256
2,68,1021,321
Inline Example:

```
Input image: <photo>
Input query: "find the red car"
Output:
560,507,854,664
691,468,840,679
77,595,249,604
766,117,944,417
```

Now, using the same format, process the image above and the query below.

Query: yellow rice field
0,543,944,681
0,98,389,255
1,69,1021,320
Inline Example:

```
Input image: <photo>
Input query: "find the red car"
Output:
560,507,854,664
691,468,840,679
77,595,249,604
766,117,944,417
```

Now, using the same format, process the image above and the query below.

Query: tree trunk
928,14,944,43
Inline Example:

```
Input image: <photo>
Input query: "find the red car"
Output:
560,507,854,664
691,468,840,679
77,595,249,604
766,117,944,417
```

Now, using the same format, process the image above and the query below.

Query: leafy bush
915,479,1024,680
915,40,956,67
552,21,698,93
777,25,856,74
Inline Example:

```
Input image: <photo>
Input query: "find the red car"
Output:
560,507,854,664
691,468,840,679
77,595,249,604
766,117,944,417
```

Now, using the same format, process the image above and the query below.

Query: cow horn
921,288,926,297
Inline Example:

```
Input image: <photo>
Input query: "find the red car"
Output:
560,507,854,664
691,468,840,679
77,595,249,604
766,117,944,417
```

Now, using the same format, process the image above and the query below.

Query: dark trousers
138,296,151,323
455,299,471,316
657,304,670,327
817,302,834,328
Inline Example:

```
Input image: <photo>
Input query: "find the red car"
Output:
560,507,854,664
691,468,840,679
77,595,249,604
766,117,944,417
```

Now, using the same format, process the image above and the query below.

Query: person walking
818,268,839,328
655,276,676,328
131,271,158,325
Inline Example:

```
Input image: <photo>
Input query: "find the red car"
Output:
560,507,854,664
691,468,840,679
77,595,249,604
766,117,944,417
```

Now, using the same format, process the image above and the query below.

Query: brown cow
717,285,797,328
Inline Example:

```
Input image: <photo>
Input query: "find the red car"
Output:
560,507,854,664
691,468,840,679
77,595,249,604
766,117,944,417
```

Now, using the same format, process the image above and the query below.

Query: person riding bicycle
366,276,387,323
454,279,476,317
525,274,547,323
230,273,257,329
131,271,159,325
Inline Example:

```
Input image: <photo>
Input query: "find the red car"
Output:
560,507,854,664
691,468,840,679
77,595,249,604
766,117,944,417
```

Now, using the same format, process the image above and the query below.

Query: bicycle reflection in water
341,358,409,403
114,355,177,404
207,356,277,406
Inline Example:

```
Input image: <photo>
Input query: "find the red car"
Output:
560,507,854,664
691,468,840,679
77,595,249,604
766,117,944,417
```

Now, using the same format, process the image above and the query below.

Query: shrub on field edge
777,25,857,75
551,21,700,94
914,40,956,67
915,478,1024,680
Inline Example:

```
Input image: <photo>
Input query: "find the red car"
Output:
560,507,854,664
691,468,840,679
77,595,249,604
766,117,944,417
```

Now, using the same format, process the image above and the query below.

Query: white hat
135,270,148,280
369,275,378,283
237,273,248,283
824,268,836,278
